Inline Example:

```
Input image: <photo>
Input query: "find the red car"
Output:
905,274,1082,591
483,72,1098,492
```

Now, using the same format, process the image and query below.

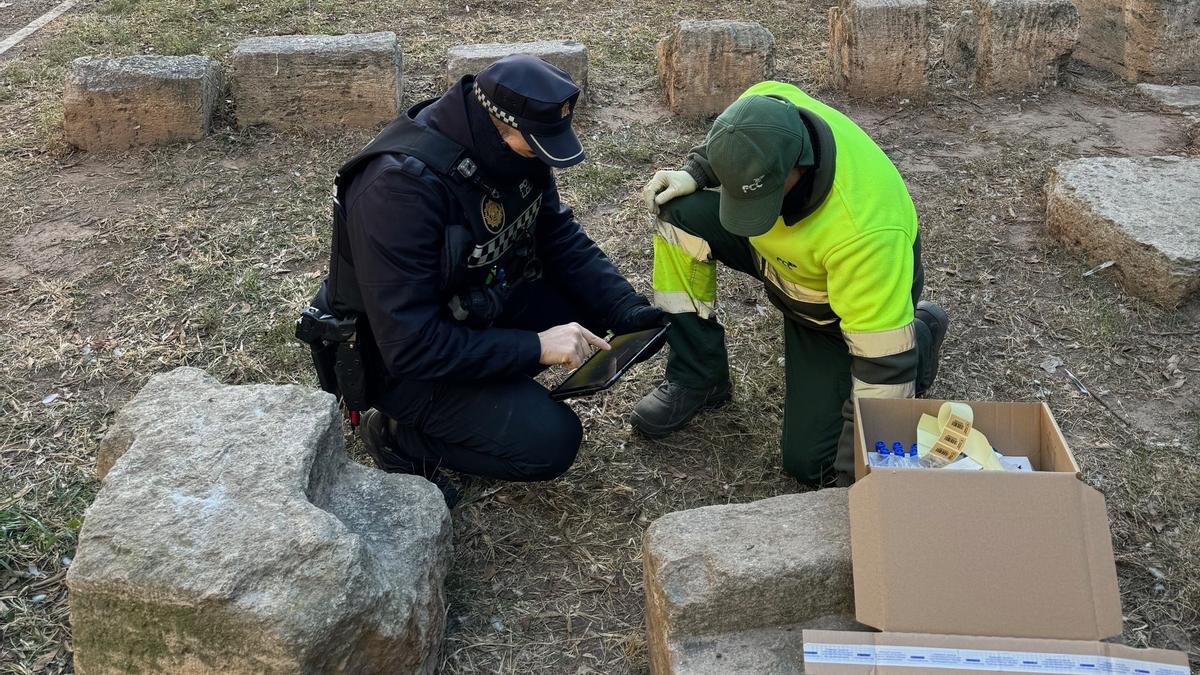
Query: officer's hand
612,302,667,335
538,322,611,369
641,170,698,215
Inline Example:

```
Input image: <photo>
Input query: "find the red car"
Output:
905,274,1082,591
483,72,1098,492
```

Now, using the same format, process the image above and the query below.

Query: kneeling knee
520,404,582,481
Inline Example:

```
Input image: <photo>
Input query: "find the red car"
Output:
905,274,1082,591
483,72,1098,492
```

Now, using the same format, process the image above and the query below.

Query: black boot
630,380,732,439
914,301,949,397
360,409,464,507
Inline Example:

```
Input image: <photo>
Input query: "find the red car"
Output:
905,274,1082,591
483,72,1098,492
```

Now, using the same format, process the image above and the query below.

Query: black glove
611,299,667,335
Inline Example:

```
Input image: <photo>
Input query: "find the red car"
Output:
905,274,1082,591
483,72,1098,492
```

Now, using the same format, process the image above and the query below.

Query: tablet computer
548,324,670,401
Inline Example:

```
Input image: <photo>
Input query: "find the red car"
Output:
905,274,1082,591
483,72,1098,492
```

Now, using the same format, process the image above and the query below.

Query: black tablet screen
551,326,668,399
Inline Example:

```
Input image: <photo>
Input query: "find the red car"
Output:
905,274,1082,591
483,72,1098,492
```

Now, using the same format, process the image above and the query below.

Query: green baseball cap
706,95,813,237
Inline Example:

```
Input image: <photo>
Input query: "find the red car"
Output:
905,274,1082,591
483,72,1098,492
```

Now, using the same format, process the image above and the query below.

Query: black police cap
474,54,585,168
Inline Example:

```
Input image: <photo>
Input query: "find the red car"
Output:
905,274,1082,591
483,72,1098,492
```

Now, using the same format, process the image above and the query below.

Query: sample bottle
908,443,919,468
874,441,892,467
892,442,907,468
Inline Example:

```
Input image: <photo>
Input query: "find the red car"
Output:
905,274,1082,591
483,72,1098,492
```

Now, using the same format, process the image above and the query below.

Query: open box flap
800,630,1190,675
849,470,1122,640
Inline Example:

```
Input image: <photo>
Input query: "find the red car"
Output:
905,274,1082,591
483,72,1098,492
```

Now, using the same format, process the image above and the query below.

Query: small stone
69,367,452,674
643,490,855,675
446,41,588,93
1136,84,1200,111
231,32,402,130
657,20,776,117
829,0,929,98
63,56,222,151
1046,156,1200,307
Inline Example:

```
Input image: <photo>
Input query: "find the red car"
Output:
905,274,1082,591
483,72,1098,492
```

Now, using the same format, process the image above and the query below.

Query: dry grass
2,0,1199,672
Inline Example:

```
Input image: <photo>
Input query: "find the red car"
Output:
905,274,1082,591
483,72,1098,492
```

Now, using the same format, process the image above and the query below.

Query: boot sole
630,393,733,439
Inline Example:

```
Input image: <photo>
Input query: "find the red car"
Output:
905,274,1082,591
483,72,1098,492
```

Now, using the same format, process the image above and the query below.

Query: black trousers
371,279,601,482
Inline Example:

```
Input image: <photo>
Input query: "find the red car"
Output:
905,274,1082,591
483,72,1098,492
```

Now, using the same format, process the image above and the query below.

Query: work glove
641,170,698,215
611,298,668,335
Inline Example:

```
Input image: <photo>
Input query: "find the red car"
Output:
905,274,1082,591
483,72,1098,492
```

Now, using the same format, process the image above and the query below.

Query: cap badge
561,102,571,118
742,175,766,194
481,197,506,233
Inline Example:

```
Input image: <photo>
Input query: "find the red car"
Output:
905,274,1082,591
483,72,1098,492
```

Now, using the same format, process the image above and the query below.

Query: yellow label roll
916,402,1005,470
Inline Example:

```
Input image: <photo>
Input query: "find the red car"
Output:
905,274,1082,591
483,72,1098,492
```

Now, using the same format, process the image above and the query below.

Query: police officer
632,81,949,487
305,55,663,487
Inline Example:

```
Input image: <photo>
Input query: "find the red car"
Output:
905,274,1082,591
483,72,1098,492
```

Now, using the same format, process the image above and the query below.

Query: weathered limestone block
1136,83,1200,111
657,20,776,117
63,55,221,151
1076,0,1200,82
446,41,588,92
644,490,855,675
70,367,452,675
946,0,1079,92
231,32,402,129
828,0,929,99
669,617,867,675
975,0,1079,91
1046,156,1200,307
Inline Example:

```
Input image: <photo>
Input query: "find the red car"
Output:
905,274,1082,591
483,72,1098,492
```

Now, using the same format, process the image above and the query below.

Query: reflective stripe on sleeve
843,321,917,358
851,377,915,400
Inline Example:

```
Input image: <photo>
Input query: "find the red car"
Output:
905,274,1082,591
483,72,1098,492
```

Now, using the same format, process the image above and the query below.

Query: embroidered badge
481,197,506,233
518,179,532,198
742,175,766,193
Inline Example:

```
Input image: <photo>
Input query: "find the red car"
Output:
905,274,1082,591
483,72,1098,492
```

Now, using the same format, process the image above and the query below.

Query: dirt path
1,0,1198,672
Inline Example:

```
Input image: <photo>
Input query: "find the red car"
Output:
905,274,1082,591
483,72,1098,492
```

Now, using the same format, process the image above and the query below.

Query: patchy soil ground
2,0,1199,673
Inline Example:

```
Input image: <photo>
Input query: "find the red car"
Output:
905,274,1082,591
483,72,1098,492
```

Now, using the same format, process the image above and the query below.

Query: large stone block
657,20,776,117
69,367,452,674
1076,0,1200,82
946,0,1078,92
974,0,1079,91
668,617,866,675
63,55,221,151
231,32,401,129
1136,83,1200,111
828,0,929,99
1046,156,1200,307
446,41,588,92
643,490,855,675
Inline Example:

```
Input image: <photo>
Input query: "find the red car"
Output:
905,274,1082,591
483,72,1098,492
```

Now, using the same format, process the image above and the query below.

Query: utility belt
294,306,368,425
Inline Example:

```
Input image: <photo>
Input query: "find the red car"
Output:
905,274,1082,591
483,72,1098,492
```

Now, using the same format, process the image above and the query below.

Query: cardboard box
801,630,1191,675
850,399,1122,641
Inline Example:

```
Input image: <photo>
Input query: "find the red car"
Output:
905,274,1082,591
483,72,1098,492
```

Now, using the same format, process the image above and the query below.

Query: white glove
641,170,698,214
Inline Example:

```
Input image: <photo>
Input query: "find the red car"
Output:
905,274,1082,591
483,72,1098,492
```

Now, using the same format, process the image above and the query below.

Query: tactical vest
322,99,546,325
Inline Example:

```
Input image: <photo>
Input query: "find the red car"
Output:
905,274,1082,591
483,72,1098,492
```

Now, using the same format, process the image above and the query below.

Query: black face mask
465,95,546,186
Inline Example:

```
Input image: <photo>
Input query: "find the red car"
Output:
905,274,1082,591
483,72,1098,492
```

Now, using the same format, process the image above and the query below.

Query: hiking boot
914,301,949,397
630,380,732,439
360,409,464,507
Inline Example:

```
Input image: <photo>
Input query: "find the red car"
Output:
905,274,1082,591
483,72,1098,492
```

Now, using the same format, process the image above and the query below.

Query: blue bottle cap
909,443,918,457
875,441,887,452
892,442,904,455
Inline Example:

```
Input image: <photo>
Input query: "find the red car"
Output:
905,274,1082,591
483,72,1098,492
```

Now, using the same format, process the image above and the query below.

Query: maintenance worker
632,81,949,487
298,55,663,490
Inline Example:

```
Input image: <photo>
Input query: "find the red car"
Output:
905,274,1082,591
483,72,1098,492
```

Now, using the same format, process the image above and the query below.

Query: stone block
667,617,867,675
70,367,452,674
1136,83,1200,110
231,32,401,129
943,10,979,78
63,55,221,151
961,0,1080,92
1075,0,1200,82
1046,156,1200,307
446,41,588,92
643,490,855,675
657,20,776,117
828,0,929,99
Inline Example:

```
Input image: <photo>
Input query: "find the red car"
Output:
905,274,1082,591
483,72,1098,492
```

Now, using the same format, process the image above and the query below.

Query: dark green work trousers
659,191,933,486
